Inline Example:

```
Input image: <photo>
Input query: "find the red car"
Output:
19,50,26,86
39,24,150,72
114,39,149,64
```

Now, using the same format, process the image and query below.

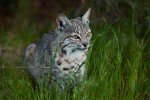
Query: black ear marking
59,20,65,28
59,20,63,26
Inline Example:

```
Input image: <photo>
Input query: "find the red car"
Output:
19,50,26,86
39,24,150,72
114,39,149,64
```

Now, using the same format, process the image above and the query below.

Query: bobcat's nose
82,43,88,48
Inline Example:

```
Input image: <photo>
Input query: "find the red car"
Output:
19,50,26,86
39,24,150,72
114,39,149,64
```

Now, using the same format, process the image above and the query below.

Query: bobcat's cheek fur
24,8,91,89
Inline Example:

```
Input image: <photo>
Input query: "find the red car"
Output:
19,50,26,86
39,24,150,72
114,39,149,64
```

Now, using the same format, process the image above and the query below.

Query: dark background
0,0,150,99
0,0,149,33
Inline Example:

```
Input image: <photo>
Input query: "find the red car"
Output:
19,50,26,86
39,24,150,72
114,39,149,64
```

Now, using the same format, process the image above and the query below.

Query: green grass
0,20,150,100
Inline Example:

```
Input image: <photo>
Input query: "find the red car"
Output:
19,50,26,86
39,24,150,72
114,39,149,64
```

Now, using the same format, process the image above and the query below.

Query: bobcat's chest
52,50,86,88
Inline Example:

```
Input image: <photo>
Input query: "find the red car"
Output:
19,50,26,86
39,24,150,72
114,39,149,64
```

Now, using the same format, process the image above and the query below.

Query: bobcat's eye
72,35,80,40
86,32,92,38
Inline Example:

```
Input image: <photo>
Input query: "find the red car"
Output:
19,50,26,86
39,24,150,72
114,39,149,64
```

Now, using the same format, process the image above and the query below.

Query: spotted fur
24,8,92,89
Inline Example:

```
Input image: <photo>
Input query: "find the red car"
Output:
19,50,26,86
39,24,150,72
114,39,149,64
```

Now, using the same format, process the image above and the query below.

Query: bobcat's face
56,8,92,53
63,18,92,51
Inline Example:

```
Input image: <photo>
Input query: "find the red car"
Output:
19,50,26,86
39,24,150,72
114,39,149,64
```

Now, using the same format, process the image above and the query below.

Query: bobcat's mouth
77,44,88,50
77,46,87,50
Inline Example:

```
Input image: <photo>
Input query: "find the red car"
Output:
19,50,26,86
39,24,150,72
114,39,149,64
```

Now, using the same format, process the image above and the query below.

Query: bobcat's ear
56,13,72,30
82,8,91,24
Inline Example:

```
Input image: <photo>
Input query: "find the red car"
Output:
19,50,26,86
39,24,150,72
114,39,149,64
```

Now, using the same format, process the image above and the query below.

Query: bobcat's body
24,8,92,89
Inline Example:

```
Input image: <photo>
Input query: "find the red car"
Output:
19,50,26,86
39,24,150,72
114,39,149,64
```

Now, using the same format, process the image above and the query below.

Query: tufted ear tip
82,8,91,24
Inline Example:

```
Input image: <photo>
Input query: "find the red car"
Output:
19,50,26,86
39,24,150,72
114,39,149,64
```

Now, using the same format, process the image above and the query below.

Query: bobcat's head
56,8,92,54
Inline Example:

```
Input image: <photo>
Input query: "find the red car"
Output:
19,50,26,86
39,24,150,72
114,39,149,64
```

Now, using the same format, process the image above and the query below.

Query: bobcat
24,8,92,89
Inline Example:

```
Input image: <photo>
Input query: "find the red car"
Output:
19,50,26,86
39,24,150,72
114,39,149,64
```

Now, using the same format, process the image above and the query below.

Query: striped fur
24,8,92,89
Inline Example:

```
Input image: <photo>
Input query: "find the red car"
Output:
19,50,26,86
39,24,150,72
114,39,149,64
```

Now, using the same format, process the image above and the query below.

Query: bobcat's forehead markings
24,8,92,89
71,18,90,34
